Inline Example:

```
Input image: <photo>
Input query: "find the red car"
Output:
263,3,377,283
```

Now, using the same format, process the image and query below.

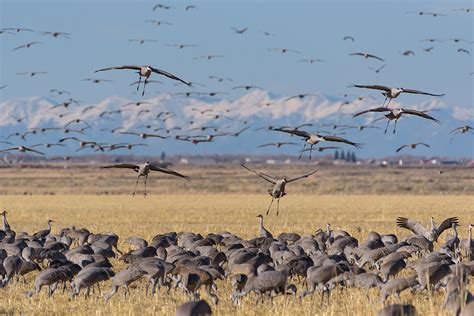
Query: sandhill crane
130,257,166,295
349,52,384,61
351,84,444,107
104,266,146,301
379,277,419,303
272,128,361,159
94,65,190,95
256,215,273,238
285,93,316,101
231,27,248,34
442,223,460,255
241,164,317,216
401,50,415,56
34,266,76,297
451,125,473,135
2,256,23,285
1,210,11,231
71,267,115,297
33,220,54,239
231,270,288,304
353,107,440,134
415,263,451,291
459,224,473,260
13,41,41,51
369,64,386,74
0,146,44,155
176,300,212,316
396,216,458,242
343,35,355,42
257,142,298,148
396,142,430,152
300,264,344,306
268,48,300,54
101,161,189,196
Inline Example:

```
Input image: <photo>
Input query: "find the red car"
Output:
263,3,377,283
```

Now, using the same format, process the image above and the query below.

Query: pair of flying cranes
97,64,445,216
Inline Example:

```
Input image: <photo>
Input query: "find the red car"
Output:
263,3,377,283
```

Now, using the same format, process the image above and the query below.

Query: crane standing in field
101,161,189,197
241,164,317,216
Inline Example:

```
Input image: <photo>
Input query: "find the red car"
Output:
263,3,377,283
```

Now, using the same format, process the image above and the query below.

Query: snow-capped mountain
0,90,472,158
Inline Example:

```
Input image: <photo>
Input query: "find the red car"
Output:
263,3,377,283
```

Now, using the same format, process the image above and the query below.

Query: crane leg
132,175,140,197
144,175,148,197
136,75,141,91
266,198,274,215
276,198,280,216
381,97,387,107
142,78,148,96
309,144,313,160
385,98,392,108
384,120,390,134
299,143,307,160
393,119,398,134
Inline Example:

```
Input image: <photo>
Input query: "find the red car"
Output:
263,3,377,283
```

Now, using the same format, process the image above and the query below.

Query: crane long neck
259,217,264,228
48,221,52,231
2,214,8,230
469,226,472,243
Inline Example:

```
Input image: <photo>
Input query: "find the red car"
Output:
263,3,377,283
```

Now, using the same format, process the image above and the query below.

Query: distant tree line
334,150,357,163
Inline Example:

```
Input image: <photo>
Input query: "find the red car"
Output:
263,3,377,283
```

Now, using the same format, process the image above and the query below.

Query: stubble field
0,164,473,315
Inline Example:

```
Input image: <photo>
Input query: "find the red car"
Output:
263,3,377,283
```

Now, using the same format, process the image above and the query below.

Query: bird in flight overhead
241,164,317,216
450,125,473,135
95,65,190,95
0,146,44,155
273,128,361,159
349,52,384,61
368,64,386,74
298,58,324,64
351,84,445,107
343,35,355,42
396,142,430,152
101,161,189,196
232,27,248,34
12,41,41,51
268,48,301,54
258,142,298,148
353,107,440,134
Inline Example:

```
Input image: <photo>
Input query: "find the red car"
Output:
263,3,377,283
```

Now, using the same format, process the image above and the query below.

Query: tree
351,152,357,162
340,150,345,161
334,150,339,160
161,151,166,161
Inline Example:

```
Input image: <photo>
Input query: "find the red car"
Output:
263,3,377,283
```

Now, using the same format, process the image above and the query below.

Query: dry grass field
0,165,473,315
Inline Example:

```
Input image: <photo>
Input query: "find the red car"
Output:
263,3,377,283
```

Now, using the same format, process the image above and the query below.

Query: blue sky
0,0,473,158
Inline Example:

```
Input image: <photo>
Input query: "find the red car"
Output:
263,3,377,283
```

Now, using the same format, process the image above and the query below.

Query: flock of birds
0,210,473,315
0,5,473,161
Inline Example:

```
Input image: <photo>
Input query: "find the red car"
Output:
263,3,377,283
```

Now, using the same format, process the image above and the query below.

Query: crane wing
272,128,310,139
101,164,139,171
352,84,391,92
396,145,408,152
401,109,440,123
287,170,317,183
241,164,277,184
95,65,141,73
149,165,190,180
353,107,390,118
396,217,430,239
319,135,362,148
150,67,191,86
401,88,445,97
433,217,458,242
